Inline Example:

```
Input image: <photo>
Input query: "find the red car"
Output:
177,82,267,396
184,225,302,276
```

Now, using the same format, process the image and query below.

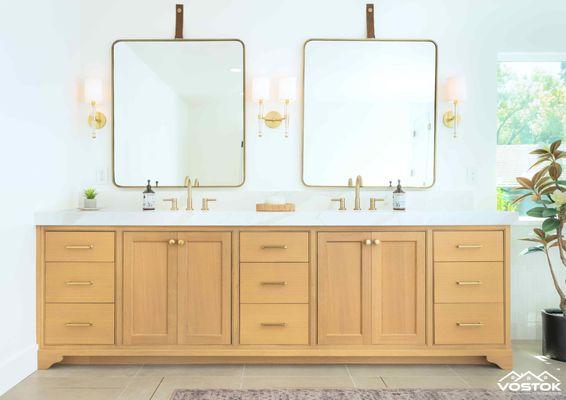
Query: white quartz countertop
35,210,518,226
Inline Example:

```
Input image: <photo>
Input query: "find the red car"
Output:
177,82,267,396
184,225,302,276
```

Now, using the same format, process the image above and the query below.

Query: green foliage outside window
497,62,566,146
496,61,566,212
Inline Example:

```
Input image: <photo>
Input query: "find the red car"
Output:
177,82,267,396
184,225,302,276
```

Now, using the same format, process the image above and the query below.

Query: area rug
169,389,563,400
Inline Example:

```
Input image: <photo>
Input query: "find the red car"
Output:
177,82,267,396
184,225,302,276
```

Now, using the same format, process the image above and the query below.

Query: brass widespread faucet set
331,175,385,211
164,174,385,212
162,176,216,211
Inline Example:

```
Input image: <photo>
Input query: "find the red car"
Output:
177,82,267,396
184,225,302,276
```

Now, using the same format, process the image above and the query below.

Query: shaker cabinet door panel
372,232,426,345
178,232,231,345
317,232,372,345
123,232,178,345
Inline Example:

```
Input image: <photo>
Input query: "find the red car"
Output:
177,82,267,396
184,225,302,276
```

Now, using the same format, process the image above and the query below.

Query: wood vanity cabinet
36,225,512,370
123,231,231,345
317,231,425,345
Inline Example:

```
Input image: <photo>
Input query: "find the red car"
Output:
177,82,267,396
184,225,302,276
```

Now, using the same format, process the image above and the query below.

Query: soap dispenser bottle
143,180,156,211
392,180,406,211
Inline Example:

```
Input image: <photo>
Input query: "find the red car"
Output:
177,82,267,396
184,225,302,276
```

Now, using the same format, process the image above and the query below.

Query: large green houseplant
513,139,566,361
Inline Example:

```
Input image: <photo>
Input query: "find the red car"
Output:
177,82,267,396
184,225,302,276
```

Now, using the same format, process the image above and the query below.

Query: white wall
1,0,566,393
0,0,86,394
78,0,566,341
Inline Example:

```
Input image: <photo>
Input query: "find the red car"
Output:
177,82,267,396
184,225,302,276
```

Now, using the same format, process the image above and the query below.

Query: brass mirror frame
301,38,438,189
111,39,246,188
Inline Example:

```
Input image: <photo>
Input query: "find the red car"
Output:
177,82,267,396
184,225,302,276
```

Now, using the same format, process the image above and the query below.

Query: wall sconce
84,78,106,139
442,77,467,138
252,77,296,138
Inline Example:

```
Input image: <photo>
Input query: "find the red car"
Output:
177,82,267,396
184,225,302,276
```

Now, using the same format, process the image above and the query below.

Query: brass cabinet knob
364,239,372,245
178,239,185,246
169,239,176,245
373,239,380,245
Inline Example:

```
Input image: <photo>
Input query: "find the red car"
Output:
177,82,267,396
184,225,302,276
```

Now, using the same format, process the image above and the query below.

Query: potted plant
83,188,98,209
513,139,566,361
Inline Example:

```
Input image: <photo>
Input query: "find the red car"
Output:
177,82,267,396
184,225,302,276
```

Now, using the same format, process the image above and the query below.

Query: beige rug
169,389,563,399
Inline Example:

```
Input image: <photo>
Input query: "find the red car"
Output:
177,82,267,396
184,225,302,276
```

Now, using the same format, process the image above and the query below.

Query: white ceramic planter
83,198,97,209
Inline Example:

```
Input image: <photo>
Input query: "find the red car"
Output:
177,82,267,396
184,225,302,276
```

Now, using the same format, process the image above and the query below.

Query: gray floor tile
138,364,243,377
351,376,387,389
242,376,354,389
116,377,163,400
348,364,457,377
244,365,349,377
33,364,142,378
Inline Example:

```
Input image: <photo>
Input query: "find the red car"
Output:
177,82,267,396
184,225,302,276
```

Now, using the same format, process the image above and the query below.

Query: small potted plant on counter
83,188,98,210
514,139,565,361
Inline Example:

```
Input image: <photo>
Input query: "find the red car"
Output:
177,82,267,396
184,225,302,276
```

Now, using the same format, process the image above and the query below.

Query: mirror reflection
303,40,437,187
113,40,245,187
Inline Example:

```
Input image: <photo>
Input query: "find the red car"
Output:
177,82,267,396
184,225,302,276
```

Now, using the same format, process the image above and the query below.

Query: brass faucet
348,175,363,211
184,176,199,211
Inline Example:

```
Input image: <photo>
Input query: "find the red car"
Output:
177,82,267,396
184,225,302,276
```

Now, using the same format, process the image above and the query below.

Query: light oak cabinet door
318,232,372,345
372,232,426,345
123,232,178,345
178,232,231,344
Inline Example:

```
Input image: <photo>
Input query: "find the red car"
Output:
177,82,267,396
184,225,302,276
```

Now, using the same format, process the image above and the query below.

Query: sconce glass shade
84,78,103,103
443,77,467,102
278,77,297,101
252,77,270,102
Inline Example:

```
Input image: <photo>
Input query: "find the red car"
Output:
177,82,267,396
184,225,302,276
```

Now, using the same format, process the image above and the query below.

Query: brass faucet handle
369,197,385,211
201,198,217,211
348,178,353,187
163,198,179,211
331,197,347,211
194,179,200,187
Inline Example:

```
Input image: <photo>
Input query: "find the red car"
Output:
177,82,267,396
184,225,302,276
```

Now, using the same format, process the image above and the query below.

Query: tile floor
2,341,565,399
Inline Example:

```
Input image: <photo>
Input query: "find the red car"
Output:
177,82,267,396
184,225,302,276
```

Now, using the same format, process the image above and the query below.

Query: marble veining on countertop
34,210,518,226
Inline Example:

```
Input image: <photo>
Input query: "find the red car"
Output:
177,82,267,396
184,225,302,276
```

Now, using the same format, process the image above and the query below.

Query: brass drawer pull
456,280,482,286
65,322,93,327
260,281,288,286
456,244,483,249
261,245,288,250
456,322,484,327
65,245,94,250
260,322,288,327
65,281,94,286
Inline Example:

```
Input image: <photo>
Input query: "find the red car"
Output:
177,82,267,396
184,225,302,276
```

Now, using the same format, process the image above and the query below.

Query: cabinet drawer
434,303,504,345
240,263,308,303
45,232,115,262
240,232,309,262
240,304,308,344
46,262,115,303
45,304,114,345
434,231,503,262
434,262,503,303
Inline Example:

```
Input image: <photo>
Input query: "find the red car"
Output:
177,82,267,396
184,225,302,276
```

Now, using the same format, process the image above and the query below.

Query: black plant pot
542,309,566,362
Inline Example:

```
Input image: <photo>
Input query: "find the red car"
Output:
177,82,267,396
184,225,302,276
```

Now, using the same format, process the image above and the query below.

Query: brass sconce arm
87,100,106,139
257,99,290,138
442,100,461,138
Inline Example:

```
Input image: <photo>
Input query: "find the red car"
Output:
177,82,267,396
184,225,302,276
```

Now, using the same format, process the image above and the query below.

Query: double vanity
35,211,515,370
35,12,517,371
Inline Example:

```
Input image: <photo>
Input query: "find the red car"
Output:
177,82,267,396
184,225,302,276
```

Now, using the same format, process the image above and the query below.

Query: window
496,57,566,213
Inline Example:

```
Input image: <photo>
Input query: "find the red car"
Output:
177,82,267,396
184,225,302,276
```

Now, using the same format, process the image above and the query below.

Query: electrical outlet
96,168,107,184
466,167,478,185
